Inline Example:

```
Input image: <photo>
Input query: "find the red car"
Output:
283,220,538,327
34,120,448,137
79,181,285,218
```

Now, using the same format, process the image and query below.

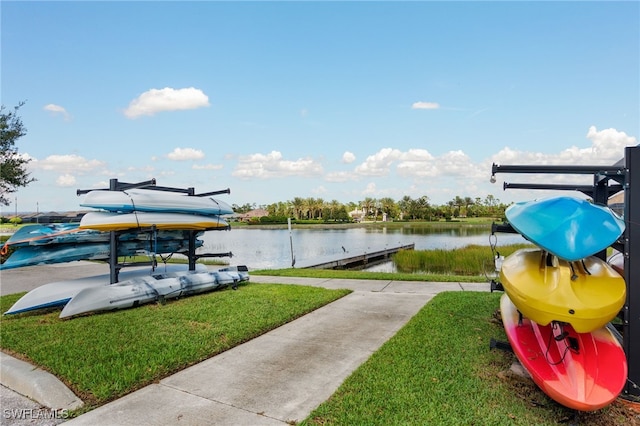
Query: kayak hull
59,266,249,319
4,264,208,315
80,189,234,216
500,293,627,411
0,238,203,270
80,211,229,231
505,196,624,261
499,249,626,333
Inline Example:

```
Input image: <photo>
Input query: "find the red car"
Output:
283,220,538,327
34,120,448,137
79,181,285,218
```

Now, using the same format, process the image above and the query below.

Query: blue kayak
0,239,203,270
505,196,625,261
2,223,201,248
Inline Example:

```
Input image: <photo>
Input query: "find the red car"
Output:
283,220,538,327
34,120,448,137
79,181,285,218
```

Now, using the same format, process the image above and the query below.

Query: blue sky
2,1,638,213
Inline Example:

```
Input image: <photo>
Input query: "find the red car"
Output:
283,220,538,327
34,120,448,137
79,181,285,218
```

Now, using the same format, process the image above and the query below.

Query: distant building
348,208,365,222
3,211,87,224
609,190,624,217
237,208,269,222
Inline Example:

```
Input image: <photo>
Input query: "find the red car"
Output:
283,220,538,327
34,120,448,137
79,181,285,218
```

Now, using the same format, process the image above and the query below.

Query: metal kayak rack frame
77,178,233,284
490,145,640,400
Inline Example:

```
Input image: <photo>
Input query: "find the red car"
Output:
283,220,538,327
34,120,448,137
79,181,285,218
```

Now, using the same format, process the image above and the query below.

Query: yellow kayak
499,249,626,333
80,211,229,232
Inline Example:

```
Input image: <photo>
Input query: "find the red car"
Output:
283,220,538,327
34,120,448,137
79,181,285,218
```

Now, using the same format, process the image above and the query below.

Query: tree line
232,194,509,223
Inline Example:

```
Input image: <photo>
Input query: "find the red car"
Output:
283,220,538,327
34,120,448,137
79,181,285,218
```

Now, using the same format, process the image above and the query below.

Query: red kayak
608,250,624,276
500,293,627,411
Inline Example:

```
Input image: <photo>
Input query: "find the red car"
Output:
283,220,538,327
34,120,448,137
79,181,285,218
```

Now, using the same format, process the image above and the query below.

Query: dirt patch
492,307,640,425
498,364,640,425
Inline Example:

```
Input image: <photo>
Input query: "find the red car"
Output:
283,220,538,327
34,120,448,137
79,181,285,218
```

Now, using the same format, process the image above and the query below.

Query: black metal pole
109,179,119,283
492,163,624,175
188,231,197,271
623,146,640,398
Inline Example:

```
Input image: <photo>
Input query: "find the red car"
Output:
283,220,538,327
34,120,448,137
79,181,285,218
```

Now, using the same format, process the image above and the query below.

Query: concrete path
0,263,487,425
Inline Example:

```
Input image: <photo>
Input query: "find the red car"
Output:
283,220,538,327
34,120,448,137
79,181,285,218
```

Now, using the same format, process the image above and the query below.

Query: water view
198,224,527,270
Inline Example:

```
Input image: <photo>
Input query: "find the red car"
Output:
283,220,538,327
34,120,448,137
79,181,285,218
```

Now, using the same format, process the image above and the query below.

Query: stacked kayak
3,264,249,319
79,189,232,231
79,211,228,231
59,266,249,319
500,293,627,412
0,224,203,270
2,186,246,319
4,263,209,315
499,249,626,333
80,189,234,216
504,196,625,262
498,196,627,411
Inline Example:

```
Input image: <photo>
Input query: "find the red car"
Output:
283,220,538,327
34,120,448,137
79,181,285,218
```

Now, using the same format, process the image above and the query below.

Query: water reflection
199,225,525,270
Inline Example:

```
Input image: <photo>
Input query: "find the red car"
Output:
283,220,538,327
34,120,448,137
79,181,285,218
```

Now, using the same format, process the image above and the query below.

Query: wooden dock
300,243,415,270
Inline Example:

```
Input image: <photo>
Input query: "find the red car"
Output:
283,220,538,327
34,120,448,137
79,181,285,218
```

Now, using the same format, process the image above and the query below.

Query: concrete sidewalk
1,263,487,425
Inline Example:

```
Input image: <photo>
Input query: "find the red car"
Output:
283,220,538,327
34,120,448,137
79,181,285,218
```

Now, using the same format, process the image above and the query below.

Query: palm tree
302,198,314,220
328,199,340,220
416,196,430,220
291,197,304,220
361,197,376,220
398,195,413,219
379,197,397,220
313,198,325,220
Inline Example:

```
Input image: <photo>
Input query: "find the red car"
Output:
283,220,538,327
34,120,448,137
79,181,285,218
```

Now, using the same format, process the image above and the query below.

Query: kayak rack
77,178,233,284
489,145,640,401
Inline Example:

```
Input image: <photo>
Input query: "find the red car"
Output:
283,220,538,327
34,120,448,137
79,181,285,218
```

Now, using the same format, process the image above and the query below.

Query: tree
291,197,304,220
398,195,412,219
361,197,376,219
379,197,397,220
1,102,35,205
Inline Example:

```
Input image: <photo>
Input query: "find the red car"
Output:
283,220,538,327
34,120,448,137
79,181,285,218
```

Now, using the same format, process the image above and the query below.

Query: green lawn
302,292,632,426
1,277,633,424
0,283,350,409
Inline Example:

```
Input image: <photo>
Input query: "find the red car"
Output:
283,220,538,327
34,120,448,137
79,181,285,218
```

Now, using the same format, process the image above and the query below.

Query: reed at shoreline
393,243,533,276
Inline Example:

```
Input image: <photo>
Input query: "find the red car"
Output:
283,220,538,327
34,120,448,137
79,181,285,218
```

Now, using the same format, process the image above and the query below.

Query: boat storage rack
77,178,232,284
490,145,640,400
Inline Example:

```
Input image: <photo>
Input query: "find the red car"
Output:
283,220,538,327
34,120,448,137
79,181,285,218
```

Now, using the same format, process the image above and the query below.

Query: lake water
198,225,527,270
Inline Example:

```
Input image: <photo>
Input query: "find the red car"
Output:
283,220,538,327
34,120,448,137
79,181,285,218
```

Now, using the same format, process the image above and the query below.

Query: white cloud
362,182,377,195
342,151,356,163
437,150,481,178
124,87,210,118
34,154,107,173
491,126,637,167
587,126,637,163
396,149,437,177
232,150,323,179
44,104,71,120
411,101,440,110
192,164,223,170
485,126,638,194
312,185,328,195
349,147,483,185
56,174,76,186
354,148,402,176
167,147,205,161
325,171,355,182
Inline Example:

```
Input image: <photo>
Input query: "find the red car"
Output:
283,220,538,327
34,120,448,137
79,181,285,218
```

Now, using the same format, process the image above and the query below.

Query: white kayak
81,189,234,216
4,264,208,315
59,266,249,319
80,211,229,231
